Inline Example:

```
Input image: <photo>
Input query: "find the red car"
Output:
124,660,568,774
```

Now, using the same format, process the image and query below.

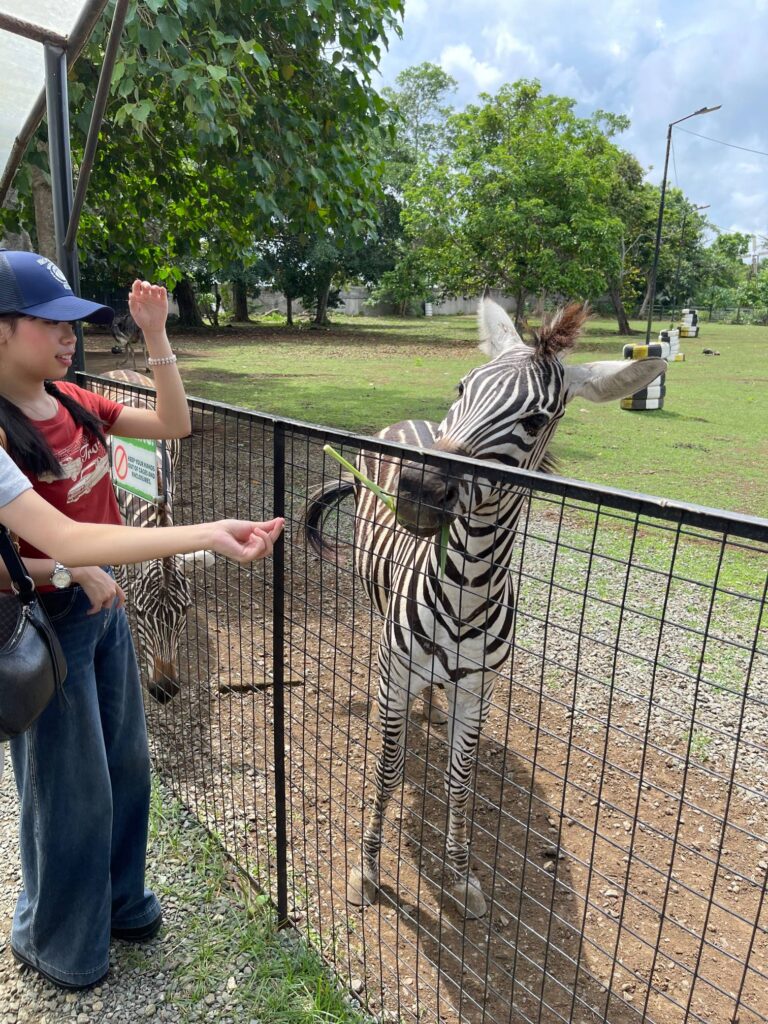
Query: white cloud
489,26,537,65
440,44,504,92
403,0,429,22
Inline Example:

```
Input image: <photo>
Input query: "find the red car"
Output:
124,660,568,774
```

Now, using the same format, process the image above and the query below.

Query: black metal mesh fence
82,375,768,1024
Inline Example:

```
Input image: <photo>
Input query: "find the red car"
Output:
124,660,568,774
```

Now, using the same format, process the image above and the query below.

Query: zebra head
129,551,211,703
395,297,666,536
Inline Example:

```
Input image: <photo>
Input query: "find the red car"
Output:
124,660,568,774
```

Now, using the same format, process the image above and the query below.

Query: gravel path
0,747,325,1024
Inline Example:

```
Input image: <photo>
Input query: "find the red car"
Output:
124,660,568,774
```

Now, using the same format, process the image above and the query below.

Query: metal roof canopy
0,0,129,372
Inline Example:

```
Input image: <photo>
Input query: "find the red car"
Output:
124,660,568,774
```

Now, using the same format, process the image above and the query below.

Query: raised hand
127,279,169,338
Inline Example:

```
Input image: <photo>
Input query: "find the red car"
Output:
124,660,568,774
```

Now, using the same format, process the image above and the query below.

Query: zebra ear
564,358,667,403
478,296,527,358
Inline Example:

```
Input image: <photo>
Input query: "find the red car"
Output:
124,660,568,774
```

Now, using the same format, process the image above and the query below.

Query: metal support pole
271,422,289,925
671,208,689,326
644,123,672,347
644,106,720,346
44,42,84,377
65,0,130,251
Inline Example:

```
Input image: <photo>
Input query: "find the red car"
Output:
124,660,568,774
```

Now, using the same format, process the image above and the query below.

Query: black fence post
271,421,289,925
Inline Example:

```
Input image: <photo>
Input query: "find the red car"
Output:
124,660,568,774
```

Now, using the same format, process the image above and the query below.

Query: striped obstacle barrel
620,371,666,411
621,338,669,411
679,308,699,338
623,341,670,359
659,327,680,357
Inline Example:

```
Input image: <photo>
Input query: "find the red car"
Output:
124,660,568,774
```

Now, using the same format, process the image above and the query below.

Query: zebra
305,297,666,919
97,369,205,703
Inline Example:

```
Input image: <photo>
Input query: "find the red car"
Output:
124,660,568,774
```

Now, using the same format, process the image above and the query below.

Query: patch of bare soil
109,396,766,1024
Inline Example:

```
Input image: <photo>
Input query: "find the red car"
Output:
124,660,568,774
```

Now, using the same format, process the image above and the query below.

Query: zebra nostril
443,482,459,509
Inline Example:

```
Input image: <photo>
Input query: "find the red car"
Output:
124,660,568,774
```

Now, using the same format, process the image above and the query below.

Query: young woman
0,249,276,990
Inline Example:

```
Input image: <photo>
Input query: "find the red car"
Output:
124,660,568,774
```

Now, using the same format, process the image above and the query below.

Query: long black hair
0,313,109,477
0,382,109,478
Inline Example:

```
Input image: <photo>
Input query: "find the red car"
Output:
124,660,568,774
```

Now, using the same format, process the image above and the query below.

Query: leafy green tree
737,264,768,322
402,80,630,325
380,62,457,190
603,152,658,334
3,0,403,320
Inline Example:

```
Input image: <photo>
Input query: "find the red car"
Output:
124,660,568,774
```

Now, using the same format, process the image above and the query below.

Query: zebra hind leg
347,690,409,907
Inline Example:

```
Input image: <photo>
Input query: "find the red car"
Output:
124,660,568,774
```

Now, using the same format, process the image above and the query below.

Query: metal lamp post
671,202,710,323
644,105,721,345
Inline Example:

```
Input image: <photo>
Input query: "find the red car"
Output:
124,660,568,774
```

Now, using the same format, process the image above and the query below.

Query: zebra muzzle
148,659,181,703
395,465,459,537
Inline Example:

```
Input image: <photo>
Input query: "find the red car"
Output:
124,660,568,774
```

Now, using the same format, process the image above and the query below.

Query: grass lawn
167,312,767,519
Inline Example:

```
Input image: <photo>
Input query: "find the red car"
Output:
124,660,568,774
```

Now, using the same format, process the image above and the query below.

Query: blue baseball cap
0,250,114,324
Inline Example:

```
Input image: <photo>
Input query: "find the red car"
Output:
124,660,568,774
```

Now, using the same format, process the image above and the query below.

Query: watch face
51,568,72,589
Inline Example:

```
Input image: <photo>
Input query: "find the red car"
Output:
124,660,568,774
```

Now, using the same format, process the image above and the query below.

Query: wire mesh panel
290,433,768,1024
80,375,768,1024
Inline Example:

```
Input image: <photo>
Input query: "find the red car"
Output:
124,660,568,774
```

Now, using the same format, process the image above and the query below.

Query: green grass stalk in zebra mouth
322,444,450,578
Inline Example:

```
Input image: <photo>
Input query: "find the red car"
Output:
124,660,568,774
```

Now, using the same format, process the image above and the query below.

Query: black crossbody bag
0,526,67,741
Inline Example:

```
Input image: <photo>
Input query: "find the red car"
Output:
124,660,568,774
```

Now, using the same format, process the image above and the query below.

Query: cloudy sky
376,0,768,245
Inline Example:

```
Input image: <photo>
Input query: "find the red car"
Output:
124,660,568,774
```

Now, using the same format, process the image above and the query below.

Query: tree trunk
608,281,635,335
314,282,331,326
514,288,526,332
29,164,56,261
638,276,652,319
174,277,204,328
286,295,293,326
231,279,249,321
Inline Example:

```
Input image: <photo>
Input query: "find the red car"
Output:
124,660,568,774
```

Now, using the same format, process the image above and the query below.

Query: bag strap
0,524,36,603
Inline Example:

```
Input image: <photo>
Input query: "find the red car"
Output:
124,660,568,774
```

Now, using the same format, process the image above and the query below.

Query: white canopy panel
0,0,106,192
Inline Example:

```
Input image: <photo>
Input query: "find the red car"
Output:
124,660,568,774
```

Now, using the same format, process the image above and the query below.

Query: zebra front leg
443,686,494,919
347,688,409,907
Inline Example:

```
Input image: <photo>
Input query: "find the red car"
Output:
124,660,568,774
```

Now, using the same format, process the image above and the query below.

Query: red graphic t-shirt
18,381,124,561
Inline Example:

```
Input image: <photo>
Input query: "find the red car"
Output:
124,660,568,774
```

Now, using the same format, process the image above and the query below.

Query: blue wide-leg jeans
9,584,160,987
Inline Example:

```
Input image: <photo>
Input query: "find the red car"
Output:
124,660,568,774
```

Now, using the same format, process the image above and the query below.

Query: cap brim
21,296,114,324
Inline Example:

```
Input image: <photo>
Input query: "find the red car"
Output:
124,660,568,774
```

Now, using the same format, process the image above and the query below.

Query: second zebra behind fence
94,370,207,702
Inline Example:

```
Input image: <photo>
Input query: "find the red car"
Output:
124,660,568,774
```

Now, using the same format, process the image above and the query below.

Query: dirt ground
89,345,768,1024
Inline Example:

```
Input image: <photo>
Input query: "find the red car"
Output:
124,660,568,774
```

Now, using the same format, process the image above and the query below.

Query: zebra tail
303,475,356,566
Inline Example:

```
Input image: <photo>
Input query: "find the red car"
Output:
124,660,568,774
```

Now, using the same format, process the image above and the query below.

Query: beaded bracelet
147,353,177,366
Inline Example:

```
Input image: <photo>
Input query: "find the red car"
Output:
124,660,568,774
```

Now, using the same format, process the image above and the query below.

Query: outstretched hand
128,279,169,337
209,518,285,563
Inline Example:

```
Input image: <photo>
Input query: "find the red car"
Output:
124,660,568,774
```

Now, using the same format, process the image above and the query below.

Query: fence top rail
79,372,768,546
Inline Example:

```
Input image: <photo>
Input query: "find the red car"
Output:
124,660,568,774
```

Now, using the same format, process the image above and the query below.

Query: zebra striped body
306,298,666,918
97,370,195,703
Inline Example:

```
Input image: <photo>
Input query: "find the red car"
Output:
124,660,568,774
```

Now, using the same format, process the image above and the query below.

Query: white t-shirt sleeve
0,448,32,509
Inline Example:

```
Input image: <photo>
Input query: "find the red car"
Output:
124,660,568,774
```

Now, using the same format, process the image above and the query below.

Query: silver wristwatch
50,561,73,589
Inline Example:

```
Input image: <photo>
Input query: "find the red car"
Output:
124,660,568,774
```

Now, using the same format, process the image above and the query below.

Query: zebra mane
532,303,590,360
538,450,558,475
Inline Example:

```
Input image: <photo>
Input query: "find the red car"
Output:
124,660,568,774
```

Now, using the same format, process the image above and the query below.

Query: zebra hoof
450,878,487,919
347,867,378,907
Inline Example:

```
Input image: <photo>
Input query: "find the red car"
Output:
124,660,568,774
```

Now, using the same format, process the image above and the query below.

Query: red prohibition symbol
114,444,129,481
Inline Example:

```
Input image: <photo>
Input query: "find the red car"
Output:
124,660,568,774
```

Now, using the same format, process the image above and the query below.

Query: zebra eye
520,413,549,434
456,381,466,397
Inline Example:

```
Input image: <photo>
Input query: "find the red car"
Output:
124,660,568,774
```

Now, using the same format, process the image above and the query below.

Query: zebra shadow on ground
321,683,645,1024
